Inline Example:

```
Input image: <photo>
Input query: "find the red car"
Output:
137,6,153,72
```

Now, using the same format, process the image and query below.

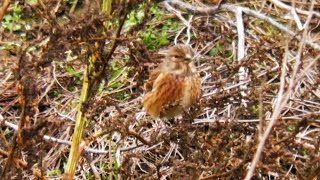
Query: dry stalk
63,64,90,180
165,0,320,50
64,2,127,179
245,1,316,179
244,42,290,180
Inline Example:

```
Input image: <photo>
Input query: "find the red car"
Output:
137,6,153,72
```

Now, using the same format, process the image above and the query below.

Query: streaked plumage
143,44,201,118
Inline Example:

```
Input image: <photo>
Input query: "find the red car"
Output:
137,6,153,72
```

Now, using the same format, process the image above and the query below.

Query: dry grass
0,0,320,179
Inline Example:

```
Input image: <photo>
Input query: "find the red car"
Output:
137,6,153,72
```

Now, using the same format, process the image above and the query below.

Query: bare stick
244,43,289,180
165,0,320,50
244,1,315,179
1,119,145,154
163,1,193,45
235,7,248,106
269,0,320,17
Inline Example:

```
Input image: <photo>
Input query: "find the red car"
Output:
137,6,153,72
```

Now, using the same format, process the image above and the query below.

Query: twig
234,7,248,107
165,0,320,50
289,4,303,30
1,48,29,179
38,75,56,103
52,61,72,92
161,142,177,163
1,119,145,154
163,1,193,45
0,148,27,168
244,1,315,179
202,51,319,98
269,0,320,17
185,15,193,44
174,26,186,45
244,41,290,180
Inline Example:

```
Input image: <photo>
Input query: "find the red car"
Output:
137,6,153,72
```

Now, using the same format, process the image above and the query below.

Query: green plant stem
64,64,90,179
102,0,112,15
70,0,78,13
64,4,127,179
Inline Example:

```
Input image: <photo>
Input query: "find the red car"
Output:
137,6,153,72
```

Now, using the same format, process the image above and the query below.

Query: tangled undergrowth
0,0,320,179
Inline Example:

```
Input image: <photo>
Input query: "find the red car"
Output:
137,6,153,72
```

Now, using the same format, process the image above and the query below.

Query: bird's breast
143,71,201,118
180,75,201,108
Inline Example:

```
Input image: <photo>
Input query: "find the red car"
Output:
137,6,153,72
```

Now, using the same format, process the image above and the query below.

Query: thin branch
165,0,320,50
235,7,248,106
163,1,193,45
269,0,320,17
244,42,290,180
1,119,143,154
1,48,29,179
244,1,315,179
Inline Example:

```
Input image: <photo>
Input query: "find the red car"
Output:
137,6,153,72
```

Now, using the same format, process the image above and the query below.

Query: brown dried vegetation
0,0,320,179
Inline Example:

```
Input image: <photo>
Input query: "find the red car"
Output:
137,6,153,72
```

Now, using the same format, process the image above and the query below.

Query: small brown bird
143,44,202,118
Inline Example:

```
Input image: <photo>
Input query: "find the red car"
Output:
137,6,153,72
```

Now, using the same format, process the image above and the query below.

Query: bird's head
159,44,197,75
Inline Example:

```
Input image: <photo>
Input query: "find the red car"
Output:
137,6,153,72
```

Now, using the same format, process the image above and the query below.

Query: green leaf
65,67,82,78
48,169,62,176
209,48,219,56
1,3,24,32
158,32,169,46
287,125,295,132
26,0,38,5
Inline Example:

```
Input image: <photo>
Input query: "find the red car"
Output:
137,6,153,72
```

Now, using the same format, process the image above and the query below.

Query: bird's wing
144,68,161,93
143,72,184,118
